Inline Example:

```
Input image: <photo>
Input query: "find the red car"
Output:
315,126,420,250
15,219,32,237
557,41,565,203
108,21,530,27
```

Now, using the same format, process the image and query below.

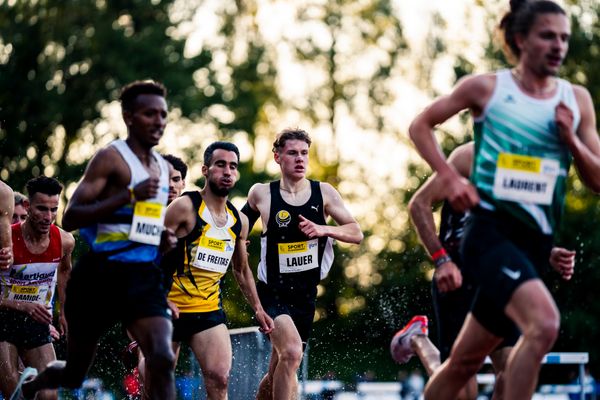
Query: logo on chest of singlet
275,210,291,228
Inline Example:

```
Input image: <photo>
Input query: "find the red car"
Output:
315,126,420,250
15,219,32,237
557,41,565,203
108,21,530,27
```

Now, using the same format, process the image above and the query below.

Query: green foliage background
2,0,600,395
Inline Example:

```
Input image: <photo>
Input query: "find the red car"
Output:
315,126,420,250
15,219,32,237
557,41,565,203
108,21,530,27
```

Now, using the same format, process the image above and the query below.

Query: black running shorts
257,281,315,346
0,309,52,349
172,310,227,343
65,251,170,341
461,208,553,338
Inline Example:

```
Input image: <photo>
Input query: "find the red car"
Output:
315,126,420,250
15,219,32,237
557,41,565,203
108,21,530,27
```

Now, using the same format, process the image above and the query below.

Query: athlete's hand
133,177,160,201
549,247,575,281
556,102,576,148
441,171,479,213
298,215,327,238
49,324,61,341
167,299,180,320
0,247,13,270
255,309,274,334
58,312,68,336
159,228,177,254
434,261,463,292
19,302,53,324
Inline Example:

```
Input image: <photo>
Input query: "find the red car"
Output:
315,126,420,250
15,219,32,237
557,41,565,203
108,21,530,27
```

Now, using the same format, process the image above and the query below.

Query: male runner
0,176,74,400
393,142,574,400
13,192,28,224
122,153,189,398
15,80,177,400
243,128,363,399
408,2,600,399
164,141,273,399
0,181,14,269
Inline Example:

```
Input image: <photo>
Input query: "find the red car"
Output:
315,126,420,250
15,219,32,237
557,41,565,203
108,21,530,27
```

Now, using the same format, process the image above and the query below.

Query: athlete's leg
22,327,100,398
188,324,231,400
256,350,277,400
128,316,176,400
20,343,58,400
424,314,502,400
489,346,511,400
0,341,20,397
410,335,440,376
503,279,559,400
268,315,303,400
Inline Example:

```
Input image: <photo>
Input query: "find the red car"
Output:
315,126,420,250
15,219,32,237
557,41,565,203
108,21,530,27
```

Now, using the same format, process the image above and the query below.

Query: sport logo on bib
192,236,234,274
129,201,165,245
278,239,319,273
493,153,559,205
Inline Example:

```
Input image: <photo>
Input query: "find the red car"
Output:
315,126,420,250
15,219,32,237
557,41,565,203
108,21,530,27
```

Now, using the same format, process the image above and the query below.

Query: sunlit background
2,0,600,396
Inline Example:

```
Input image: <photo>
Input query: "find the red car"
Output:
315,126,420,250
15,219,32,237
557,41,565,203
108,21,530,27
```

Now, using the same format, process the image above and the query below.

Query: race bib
192,236,234,274
493,153,559,205
7,284,49,305
129,201,165,245
278,239,319,273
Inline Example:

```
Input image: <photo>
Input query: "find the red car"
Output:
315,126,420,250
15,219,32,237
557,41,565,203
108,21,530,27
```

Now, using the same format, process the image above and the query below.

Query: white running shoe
390,315,429,363
9,367,38,400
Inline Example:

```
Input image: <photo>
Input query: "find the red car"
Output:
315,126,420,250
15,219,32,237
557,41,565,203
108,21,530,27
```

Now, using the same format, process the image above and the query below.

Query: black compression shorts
65,251,170,341
0,309,52,350
461,208,552,338
172,310,227,343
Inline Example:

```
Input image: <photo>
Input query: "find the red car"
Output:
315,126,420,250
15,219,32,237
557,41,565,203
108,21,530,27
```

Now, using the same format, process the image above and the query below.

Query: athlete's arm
299,183,362,244
62,148,159,231
231,213,274,334
557,86,600,192
0,181,14,269
244,183,270,233
408,75,492,212
57,229,75,336
408,144,473,292
163,195,196,239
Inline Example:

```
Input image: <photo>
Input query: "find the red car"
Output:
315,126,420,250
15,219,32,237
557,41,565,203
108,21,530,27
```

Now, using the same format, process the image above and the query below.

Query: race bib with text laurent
129,201,165,245
192,236,234,274
278,239,319,273
493,153,559,205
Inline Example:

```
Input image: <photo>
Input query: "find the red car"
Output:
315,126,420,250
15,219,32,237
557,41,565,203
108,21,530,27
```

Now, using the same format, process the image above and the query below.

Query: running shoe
390,315,428,363
9,367,37,400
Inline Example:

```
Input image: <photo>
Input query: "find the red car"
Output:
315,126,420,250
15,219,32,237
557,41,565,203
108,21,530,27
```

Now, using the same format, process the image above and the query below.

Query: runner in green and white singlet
409,1,600,400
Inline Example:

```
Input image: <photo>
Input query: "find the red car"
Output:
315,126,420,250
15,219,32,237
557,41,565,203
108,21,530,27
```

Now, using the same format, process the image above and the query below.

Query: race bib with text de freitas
129,201,165,246
493,153,559,205
278,239,319,273
192,236,234,274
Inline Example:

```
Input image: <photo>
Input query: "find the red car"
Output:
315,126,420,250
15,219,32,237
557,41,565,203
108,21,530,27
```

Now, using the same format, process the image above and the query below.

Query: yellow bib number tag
493,153,559,205
278,239,319,273
129,201,165,245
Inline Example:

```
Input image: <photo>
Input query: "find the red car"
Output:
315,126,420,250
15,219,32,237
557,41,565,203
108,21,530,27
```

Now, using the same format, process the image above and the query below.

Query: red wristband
431,248,448,261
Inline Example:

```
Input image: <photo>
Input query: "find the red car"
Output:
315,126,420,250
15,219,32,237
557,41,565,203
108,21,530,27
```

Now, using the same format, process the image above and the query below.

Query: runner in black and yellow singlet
163,141,273,400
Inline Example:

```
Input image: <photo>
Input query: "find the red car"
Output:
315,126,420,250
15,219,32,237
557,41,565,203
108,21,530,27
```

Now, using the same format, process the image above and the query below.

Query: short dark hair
14,191,27,206
272,128,312,153
162,154,188,180
119,80,167,112
203,142,240,166
26,176,63,199
499,0,566,62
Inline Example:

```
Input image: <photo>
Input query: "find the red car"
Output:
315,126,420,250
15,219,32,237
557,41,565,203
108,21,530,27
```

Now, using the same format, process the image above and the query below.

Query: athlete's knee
447,352,484,380
277,345,303,369
524,317,560,353
493,370,506,400
204,368,229,392
144,347,176,375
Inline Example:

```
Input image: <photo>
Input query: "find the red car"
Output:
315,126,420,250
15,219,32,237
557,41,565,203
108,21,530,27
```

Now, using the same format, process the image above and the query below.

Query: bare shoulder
319,182,343,202
58,227,75,253
248,182,270,203
0,181,13,202
454,73,496,101
84,145,126,179
168,194,194,214
571,84,593,106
